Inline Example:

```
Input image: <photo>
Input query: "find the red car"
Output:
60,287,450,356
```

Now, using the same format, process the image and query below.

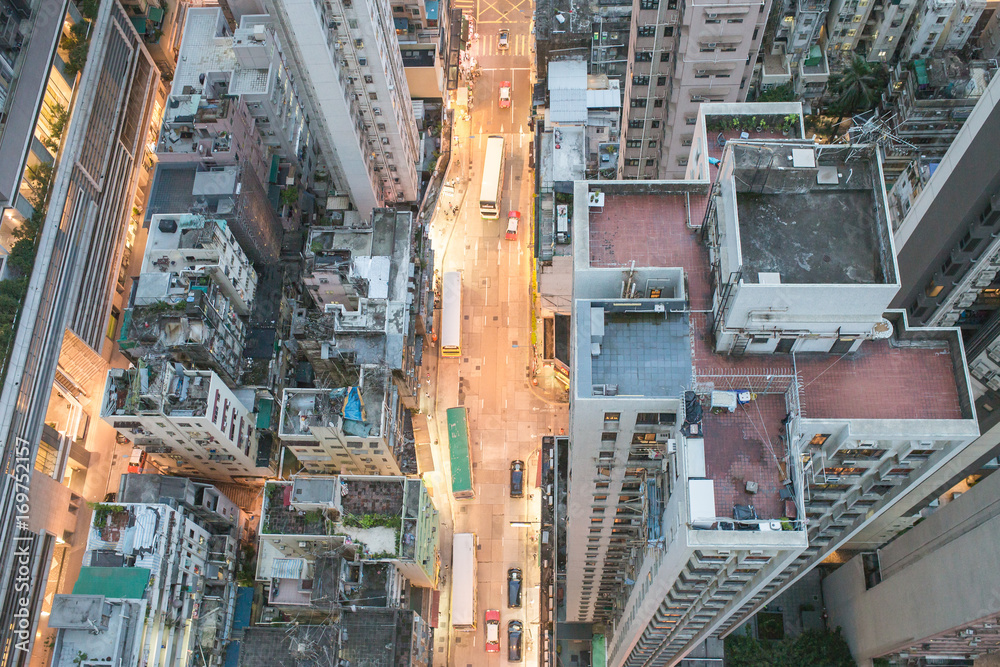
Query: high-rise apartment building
101,361,276,482
260,0,421,214
866,0,920,62
46,480,242,667
825,468,1000,664
619,0,772,178
892,72,1000,392
564,124,978,666
0,0,161,661
157,8,315,185
902,0,987,58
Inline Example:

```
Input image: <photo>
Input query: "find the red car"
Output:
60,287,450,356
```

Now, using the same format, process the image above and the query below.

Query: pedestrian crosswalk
473,33,531,56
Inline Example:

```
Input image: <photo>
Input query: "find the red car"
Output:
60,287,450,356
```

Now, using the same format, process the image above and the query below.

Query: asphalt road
430,2,557,664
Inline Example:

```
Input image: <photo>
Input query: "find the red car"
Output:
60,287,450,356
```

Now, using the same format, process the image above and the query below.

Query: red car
506,211,520,240
499,81,511,108
485,609,501,652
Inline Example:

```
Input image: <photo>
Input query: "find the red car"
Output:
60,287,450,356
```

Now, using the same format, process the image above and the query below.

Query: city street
422,1,568,663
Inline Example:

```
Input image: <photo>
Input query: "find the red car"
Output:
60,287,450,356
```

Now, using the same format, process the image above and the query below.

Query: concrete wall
891,71,1000,314
825,468,1000,662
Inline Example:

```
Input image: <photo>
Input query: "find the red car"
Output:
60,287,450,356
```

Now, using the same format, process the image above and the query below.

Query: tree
757,82,796,103
42,102,69,154
61,21,91,79
827,56,887,137
280,185,299,208
724,628,857,667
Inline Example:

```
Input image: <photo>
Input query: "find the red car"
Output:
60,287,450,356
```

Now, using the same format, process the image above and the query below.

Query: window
604,412,620,423
706,17,721,23
651,120,661,128
626,158,640,166
635,51,653,62
925,280,944,298
638,25,656,36
648,140,657,148
629,119,644,128
369,92,378,100
359,57,367,66
660,52,671,61
654,99,664,107
810,434,831,446
685,116,697,125
355,38,365,47
631,98,647,107
626,139,643,148
700,44,716,52
640,0,658,8
657,76,667,85
364,74,374,83
836,448,886,460
348,18,359,28
664,26,674,36
822,467,865,477
632,75,650,85
721,44,737,52
599,451,615,459
602,433,618,444
594,495,608,501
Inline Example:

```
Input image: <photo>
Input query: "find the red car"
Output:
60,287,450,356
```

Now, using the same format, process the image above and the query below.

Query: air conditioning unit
841,460,857,466
666,439,677,454
707,12,718,17
298,541,308,547
749,549,764,555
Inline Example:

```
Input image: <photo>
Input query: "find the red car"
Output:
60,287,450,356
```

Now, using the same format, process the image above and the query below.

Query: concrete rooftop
730,143,890,285
585,186,970,422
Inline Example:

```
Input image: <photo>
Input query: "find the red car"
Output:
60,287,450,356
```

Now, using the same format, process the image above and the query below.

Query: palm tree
827,55,886,137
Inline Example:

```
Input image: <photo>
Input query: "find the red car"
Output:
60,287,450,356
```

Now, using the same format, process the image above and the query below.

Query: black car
507,620,523,661
507,567,522,608
510,460,524,497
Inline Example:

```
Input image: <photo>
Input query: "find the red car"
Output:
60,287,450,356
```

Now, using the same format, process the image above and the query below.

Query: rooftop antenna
843,109,916,163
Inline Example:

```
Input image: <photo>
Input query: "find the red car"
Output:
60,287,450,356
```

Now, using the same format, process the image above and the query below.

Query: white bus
479,135,506,219
451,533,477,631
440,271,462,357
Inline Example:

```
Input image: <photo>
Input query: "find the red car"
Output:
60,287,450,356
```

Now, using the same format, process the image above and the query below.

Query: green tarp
72,567,150,599
592,634,607,667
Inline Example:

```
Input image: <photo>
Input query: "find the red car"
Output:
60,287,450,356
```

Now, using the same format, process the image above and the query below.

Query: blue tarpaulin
394,17,408,30
343,387,363,422
425,0,438,20
223,642,240,667
233,587,253,631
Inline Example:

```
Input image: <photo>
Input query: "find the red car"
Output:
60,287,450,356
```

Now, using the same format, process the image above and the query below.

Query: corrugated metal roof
587,88,620,109
271,558,305,579
549,90,588,123
548,60,588,90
